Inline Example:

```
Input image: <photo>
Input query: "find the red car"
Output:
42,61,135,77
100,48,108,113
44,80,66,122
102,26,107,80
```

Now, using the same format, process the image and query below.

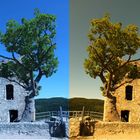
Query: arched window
6,84,14,100
125,85,133,100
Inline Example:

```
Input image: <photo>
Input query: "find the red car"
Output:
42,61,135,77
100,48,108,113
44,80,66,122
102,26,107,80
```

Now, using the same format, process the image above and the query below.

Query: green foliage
84,15,140,97
0,9,58,97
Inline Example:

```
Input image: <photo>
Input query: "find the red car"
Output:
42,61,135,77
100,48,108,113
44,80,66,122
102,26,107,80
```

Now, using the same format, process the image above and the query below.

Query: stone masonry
104,61,140,123
0,77,27,122
115,79,140,123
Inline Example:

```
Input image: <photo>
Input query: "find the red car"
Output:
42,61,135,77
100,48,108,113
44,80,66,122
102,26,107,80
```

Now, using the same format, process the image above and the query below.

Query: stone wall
115,79,140,122
0,122,49,136
104,79,140,122
69,118,81,137
94,122,140,137
69,117,95,138
0,77,27,122
69,119,140,137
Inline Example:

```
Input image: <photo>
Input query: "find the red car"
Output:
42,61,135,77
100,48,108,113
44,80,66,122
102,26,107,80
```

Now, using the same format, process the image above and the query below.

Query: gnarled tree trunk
20,96,35,122
103,96,121,122
20,73,41,122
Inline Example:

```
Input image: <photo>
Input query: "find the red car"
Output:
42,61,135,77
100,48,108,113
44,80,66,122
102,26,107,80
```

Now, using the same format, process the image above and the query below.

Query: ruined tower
0,77,35,122
104,61,140,123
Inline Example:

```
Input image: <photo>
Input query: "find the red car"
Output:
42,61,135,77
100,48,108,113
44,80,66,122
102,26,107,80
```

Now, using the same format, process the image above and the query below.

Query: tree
0,9,58,121
84,15,140,121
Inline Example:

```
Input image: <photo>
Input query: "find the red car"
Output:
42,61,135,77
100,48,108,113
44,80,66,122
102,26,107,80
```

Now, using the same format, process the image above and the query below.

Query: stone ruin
0,77,35,122
0,77,68,138
70,61,140,139
0,77,49,137
3,60,140,138
104,61,140,123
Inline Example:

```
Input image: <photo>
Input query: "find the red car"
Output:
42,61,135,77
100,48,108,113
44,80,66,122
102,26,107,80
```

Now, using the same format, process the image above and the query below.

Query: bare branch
114,79,134,90
11,51,31,72
35,68,42,83
6,77,26,89
11,52,22,65
130,58,140,62
99,70,106,83
0,55,13,61
119,54,132,69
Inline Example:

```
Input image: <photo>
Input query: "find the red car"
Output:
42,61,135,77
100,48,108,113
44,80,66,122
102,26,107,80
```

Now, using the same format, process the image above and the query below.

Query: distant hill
69,98,104,113
35,97,104,113
35,97,68,112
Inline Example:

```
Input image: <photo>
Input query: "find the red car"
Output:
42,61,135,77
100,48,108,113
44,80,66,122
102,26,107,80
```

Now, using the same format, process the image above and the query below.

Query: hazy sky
0,0,69,99
70,0,140,99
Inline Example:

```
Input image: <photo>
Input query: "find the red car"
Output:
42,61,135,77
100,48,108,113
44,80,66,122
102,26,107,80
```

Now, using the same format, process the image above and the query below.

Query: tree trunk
103,96,121,122
20,96,35,122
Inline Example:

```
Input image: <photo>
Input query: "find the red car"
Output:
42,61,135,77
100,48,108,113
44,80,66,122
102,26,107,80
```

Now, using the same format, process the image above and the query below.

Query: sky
70,0,140,99
1,1,140,100
0,0,69,99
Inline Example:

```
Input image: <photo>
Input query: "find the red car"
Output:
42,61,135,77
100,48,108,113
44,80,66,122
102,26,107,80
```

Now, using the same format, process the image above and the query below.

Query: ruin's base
70,119,140,139
94,122,140,136
69,118,81,137
0,122,49,137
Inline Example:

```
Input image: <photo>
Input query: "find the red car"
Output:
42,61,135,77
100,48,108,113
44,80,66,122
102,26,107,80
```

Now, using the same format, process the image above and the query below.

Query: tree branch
12,52,22,64
114,79,134,90
118,54,132,70
0,55,14,61
130,58,140,62
35,68,42,83
99,70,106,83
11,51,31,71
6,77,26,89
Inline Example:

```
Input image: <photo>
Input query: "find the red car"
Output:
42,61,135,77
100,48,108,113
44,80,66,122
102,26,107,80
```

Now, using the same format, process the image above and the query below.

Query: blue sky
70,0,140,99
0,0,69,99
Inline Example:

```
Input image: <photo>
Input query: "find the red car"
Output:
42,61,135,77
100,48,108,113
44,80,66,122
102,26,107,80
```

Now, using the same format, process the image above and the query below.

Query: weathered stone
93,122,140,136
0,77,35,122
104,62,140,122
0,122,49,136
69,118,80,137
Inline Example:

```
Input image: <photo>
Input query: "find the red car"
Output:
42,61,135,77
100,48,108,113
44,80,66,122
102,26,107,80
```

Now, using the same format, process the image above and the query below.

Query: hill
69,98,104,112
35,97,104,113
35,97,68,112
